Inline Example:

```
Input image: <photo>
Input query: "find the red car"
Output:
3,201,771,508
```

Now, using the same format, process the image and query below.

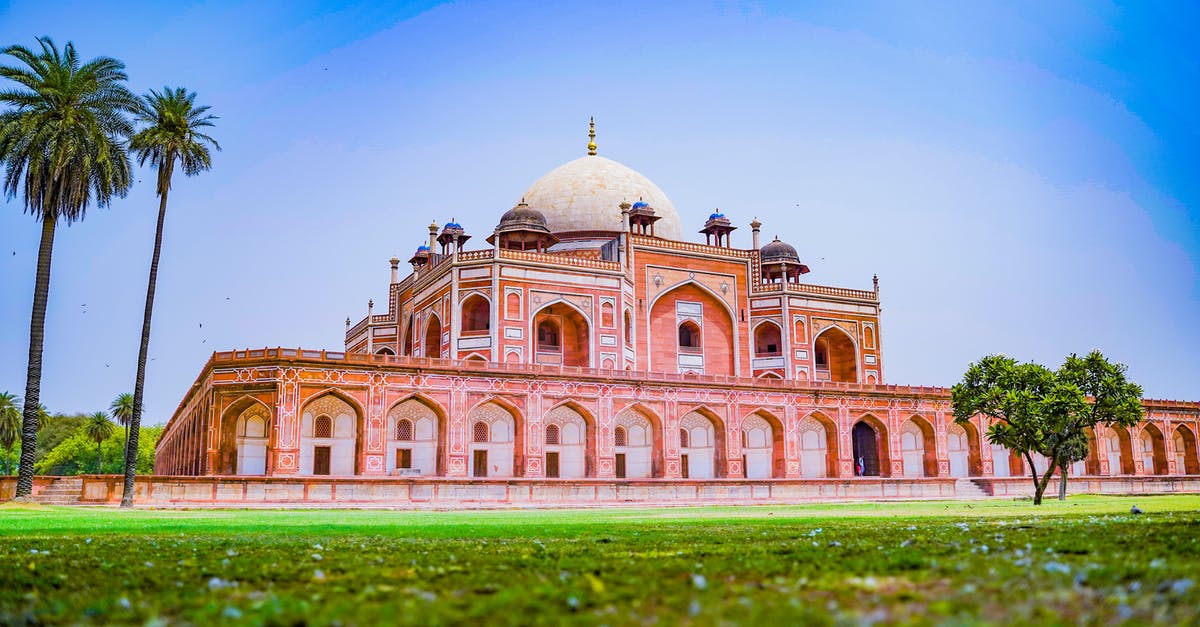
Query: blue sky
1,0,1197,422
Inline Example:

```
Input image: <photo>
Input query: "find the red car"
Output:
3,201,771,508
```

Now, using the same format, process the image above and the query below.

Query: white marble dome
519,155,683,240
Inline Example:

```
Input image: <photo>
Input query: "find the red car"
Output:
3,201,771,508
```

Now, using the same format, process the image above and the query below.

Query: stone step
955,478,990,498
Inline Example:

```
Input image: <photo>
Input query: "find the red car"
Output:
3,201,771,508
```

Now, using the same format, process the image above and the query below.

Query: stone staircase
35,476,84,505
955,478,991,499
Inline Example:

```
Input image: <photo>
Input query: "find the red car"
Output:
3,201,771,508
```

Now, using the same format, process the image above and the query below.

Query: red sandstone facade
155,133,1200,486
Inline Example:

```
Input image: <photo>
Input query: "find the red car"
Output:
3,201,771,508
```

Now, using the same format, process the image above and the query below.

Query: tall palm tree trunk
97,441,102,473
121,191,168,507
16,215,58,498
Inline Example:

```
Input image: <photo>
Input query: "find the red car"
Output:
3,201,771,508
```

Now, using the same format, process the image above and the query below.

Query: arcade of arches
171,373,1200,481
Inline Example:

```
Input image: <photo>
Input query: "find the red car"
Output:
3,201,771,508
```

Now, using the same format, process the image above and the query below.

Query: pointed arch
947,419,983,477
466,396,525,477
386,393,447,476
461,293,491,334
648,280,736,376
217,395,273,476
678,405,727,478
798,411,839,478
1173,425,1199,475
402,314,415,356
543,399,596,478
530,298,591,367
741,409,784,478
852,413,890,477
424,312,443,359
1138,423,1168,475
614,402,664,478
299,389,364,476
899,414,937,477
814,326,858,383
1105,425,1135,475
753,320,784,357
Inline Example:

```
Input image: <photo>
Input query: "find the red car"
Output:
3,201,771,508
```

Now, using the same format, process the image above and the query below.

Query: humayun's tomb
65,122,1200,506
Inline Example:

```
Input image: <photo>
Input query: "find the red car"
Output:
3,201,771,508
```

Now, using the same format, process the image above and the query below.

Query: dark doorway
313,446,331,476
396,448,412,470
851,422,880,476
546,452,560,478
473,450,488,477
681,454,690,479
615,453,626,479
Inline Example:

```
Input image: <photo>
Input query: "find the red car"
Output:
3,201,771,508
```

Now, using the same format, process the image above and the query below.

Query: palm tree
121,87,218,507
0,392,21,475
83,412,114,473
0,38,134,498
110,392,134,456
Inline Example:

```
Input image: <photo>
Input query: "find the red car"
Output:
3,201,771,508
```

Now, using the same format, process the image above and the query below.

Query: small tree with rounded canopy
84,412,115,473
121,87,218,507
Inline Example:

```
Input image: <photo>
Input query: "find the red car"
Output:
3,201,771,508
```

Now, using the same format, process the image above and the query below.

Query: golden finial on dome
587,116,597,156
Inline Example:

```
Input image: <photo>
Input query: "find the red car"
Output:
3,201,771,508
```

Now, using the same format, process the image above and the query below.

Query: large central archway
648,282,736,376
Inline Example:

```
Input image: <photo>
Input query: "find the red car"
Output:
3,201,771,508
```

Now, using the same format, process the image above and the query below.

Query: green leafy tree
83,412,114,473
121,87,218,508
1052,350,1144,499
36,425,161,476
0,392,20,474
951,355,1081,504
0,37,134,497
110,392,134,454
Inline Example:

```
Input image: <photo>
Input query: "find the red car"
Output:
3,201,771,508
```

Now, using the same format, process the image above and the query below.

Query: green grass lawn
2,496,1198,625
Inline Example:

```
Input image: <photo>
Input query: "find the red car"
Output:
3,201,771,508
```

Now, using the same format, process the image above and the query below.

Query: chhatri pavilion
150,122,1200,505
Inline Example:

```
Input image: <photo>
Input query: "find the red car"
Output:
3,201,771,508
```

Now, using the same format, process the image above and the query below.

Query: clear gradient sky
1,1,1197,423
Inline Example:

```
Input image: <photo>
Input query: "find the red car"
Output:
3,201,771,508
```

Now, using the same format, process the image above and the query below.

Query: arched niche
387,397,444,476
299,392,362,476
424,313,443,359
741,411,784,478
1174,425,1199,475
467,400,522,478
797,412,839,478
461,294,490,335
814,327,857,383
678,408,726,478
899,416,937,477
531,301,590,367
851,415,890,477
614,405,662,479
543,403,594,478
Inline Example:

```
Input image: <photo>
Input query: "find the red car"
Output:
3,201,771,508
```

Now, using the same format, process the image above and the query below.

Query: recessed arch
386,394,447,476
530,298,591,367
1173,425,1199,474
461,293,491,334
814,326,858,383
542,400,596,478
299,389,364,476
1139,423,1168,475
947,420,983,477
402,314,415,356
851,414,890,477
753,320,783,358
424,312,443,359
466,397,525,478
678,405,727,478
614,402,664,478
1104,425,1135,475
375,346,395,356
648,281,736,375
217,395,273,476
798,411,839,478
899,415,937,477
741,409,784,478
